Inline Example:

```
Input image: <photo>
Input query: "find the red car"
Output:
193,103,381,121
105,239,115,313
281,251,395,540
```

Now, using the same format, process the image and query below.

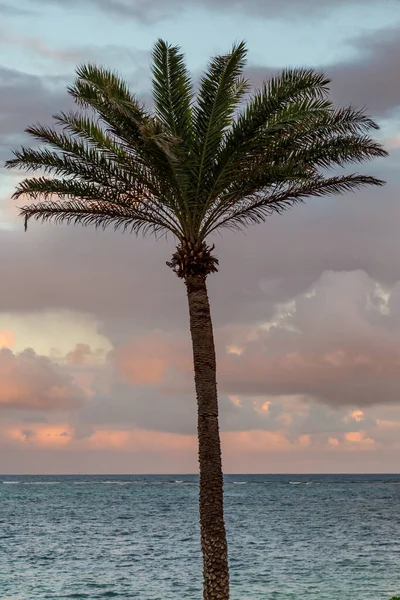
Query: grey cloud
246,25,400,118
1,175,399,331
75,382,197,435
213,269,400,408
72,381,287,436
2,24,396,326
75,266,400,433
23,0,175,21
24,0,377,22
0,3,35,15
0,226,186,326
0,444,199,474
0,54,150,161
186,0,377,20
1,7,398,164
327,27,400,117
3,441,400,474
2,20,398,160
0,67,71,160
287,403,376,437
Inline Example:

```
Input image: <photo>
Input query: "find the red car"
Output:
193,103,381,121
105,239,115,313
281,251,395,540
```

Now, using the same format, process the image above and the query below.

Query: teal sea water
1,474,399,600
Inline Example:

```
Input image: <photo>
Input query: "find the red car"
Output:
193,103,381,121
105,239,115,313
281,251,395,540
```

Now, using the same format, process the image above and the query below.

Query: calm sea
1,474,399,600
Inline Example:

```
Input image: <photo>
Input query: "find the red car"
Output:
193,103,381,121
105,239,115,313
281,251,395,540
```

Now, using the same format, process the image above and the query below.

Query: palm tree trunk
185,273,230,600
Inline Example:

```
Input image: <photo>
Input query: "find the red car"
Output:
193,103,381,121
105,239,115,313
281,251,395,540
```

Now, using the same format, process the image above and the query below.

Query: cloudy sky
1,0,400,474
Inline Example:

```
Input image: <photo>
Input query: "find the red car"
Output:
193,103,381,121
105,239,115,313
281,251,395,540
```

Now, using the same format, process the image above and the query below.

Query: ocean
1,474,399,600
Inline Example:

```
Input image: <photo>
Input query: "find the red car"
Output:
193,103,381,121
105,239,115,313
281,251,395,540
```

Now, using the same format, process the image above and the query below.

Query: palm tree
6,40,386,600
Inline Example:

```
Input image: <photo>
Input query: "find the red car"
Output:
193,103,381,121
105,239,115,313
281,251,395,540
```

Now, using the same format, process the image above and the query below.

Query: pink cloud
343,431,376,447
65,343,107,367
5,34,82,62
2,416,400,473
65,343,93,366
0,348,86,411
113,331,192,386
215,341,400,406
87,428,196,452
100,270,400,411
7,424,73,447
0,329,15,349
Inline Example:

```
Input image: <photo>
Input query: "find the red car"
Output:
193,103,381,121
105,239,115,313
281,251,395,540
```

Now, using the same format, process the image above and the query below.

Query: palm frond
291,135,387,170
263,106,383,163
6,121,173,213
205,173,385,235
69,63,148,126
201,69,334,207
219,67,332,158
200,91,387,234
69,64,189,215
204,95,333,205
8,136,143,195
19,199,175,237
192,41,249,202
15,176,182,237
151,39,193,143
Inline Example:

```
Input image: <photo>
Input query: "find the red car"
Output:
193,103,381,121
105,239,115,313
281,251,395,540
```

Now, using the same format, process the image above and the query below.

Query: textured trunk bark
185,273,230,600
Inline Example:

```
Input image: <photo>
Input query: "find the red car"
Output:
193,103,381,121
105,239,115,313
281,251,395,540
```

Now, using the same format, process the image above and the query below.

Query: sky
1,0,400,474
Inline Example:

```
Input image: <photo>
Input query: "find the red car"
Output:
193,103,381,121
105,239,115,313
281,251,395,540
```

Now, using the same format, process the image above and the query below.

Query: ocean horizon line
1,472,400,476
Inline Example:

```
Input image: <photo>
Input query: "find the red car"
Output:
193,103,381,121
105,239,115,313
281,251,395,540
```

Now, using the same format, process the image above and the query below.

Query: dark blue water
1,474,399,600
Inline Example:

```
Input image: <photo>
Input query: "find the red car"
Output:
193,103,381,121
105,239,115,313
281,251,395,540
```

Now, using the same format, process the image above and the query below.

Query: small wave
174,480,184,484
2,481,62,485
287,481,321,486
91,481,140,485
102,481,143,486
233,481,246,485
102,481,124,485
73,480,126,485
2,481,60,485
73,480,135,485
23,482,60,485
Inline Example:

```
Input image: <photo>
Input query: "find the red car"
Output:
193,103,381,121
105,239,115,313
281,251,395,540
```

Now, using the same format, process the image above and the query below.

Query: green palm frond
5,39,387,257
15,178,182,237
200,69,333,211
68,64,189,213
205,173,385,235
69,63,148,127
216,68,332,161
291,135,386,170
152,39,193,143
192,41,249,201
19,198,175,237
204,95,333,207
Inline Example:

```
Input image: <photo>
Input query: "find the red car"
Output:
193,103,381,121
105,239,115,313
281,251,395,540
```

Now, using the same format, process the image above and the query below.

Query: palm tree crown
6,39,386,278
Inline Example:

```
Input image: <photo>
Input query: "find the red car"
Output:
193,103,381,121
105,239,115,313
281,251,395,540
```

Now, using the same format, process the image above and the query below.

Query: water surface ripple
1,474,399,599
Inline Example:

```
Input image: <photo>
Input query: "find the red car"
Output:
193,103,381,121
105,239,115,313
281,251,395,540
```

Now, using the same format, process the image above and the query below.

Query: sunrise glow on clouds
1,0,400,473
